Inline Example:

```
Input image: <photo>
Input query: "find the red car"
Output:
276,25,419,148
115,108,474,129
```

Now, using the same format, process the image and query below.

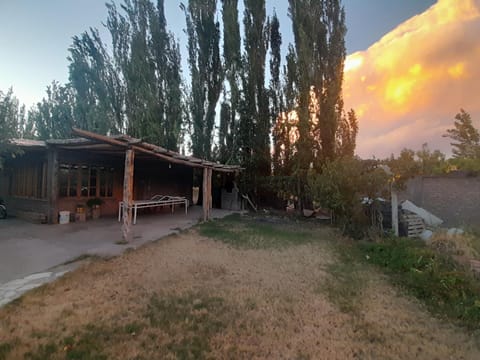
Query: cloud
344,0,480,158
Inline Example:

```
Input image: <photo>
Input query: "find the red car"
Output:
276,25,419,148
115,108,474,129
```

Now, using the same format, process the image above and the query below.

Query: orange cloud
344,0,480,158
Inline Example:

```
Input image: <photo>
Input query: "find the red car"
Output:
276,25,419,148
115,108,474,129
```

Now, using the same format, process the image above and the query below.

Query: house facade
0,129,241,239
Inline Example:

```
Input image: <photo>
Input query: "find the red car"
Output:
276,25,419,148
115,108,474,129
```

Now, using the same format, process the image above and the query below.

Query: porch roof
15,128,242,173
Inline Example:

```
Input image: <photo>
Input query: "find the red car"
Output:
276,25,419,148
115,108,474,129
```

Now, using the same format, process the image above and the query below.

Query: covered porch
1,129,242,242
69,128,241,242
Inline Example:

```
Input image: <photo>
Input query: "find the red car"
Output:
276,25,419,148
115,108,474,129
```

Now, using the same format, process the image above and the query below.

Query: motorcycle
0,198,7,219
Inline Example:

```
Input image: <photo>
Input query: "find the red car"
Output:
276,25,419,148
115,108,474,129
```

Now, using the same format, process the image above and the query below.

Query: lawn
0,214,479,359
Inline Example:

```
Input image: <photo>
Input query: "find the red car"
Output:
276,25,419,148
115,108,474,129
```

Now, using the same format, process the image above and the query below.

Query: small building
0,128,242,240
399,172,480,230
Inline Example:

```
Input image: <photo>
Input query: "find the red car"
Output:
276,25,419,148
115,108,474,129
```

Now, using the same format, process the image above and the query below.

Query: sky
344,0,480,157
2,0,476,158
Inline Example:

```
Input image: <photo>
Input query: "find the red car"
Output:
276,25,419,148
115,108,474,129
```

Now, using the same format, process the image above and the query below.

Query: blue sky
0,0,435,107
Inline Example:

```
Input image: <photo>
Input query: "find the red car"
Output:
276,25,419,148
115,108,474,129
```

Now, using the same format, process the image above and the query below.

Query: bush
307,157,389,238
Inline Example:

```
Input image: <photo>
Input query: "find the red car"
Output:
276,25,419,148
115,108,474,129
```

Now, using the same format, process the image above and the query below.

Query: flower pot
91,205,101,220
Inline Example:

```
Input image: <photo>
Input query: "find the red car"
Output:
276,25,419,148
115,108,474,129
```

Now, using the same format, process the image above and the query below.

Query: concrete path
0,263,75,307
0,206,236,307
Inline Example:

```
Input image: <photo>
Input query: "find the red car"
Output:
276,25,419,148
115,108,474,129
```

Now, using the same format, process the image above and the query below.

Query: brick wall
399,174,480,229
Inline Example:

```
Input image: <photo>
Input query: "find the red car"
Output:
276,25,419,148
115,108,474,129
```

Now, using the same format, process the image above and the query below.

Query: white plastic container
59,211,70,225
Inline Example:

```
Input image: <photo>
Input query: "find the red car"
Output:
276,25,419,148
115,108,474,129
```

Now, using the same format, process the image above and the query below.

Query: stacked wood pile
400,213,425,238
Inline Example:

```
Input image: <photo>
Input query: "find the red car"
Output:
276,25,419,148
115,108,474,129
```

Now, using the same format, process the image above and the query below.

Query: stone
447,228,464,237
420,230,433,242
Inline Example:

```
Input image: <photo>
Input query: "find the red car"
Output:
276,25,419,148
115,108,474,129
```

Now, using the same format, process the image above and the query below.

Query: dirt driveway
0,216,479,359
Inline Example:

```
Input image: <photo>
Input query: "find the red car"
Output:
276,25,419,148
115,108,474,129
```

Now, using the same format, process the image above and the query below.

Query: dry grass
428,230,480,260
0,216,479,359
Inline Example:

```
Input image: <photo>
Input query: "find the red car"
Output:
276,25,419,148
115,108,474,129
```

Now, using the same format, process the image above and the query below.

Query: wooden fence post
391,187,399,236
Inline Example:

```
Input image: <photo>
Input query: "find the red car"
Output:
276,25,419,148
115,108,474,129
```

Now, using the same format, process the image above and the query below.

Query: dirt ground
0,220,479,359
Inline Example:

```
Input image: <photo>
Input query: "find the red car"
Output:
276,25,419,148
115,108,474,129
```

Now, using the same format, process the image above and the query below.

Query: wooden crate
401,213,425,238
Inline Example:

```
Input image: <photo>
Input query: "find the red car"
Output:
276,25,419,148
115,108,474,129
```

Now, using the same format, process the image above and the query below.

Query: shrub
307,157,389,238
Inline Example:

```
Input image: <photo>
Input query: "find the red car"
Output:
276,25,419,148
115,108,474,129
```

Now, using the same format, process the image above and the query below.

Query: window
60,164,114,198
99,167,114,197
10,162,47,199
80,166,97,197
59,164,78,197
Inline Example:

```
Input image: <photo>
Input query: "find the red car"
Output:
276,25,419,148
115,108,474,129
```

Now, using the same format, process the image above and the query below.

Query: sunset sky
344,0,480,158
1,0,477,158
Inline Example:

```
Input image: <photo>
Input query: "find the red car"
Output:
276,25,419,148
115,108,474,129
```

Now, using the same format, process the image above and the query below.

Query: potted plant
86,198,103,220
75,204,86,222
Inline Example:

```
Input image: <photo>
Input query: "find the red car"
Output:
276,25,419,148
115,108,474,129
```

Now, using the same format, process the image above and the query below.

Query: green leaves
184,0,223,160
443,109,480,159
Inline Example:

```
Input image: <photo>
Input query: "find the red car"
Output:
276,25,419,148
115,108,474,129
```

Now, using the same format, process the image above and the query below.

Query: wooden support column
122,148,135,242
202,167,209,221
47,148,58,224
208,168,213,213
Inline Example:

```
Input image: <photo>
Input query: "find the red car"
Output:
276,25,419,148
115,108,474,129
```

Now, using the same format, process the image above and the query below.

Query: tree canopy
2,0,357,203
443,109,480,159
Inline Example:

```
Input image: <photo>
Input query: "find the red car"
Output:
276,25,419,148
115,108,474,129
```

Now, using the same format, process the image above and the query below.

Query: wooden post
391,187,399,236
122,148,135,242
208,168,213,216
208,169,213,212
202,167,209,221
47,148,58,224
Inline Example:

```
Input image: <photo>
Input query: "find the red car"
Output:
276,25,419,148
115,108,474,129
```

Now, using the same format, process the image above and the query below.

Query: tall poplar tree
218,0,241,163
182,0,223,160
269,12,282,174
240,0,269,190
69,0,184,149
336,108,358,157
288,0,347,165
30,81,76,139
0,88,24,168
68,28,121,134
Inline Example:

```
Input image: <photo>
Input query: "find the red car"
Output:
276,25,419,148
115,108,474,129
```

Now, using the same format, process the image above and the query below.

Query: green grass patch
63,324,110,360
0,342,13,360
321,241,367,314
323,260,366,314
358,238,480,330
24,342,57,360
198,214,316,249
146,291,230,359
24,324,113,360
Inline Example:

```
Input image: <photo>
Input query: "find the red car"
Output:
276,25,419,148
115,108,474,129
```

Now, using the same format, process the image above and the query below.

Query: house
0,128,242,241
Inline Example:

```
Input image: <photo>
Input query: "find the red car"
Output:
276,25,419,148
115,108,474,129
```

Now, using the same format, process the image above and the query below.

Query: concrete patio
0,206,236,285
